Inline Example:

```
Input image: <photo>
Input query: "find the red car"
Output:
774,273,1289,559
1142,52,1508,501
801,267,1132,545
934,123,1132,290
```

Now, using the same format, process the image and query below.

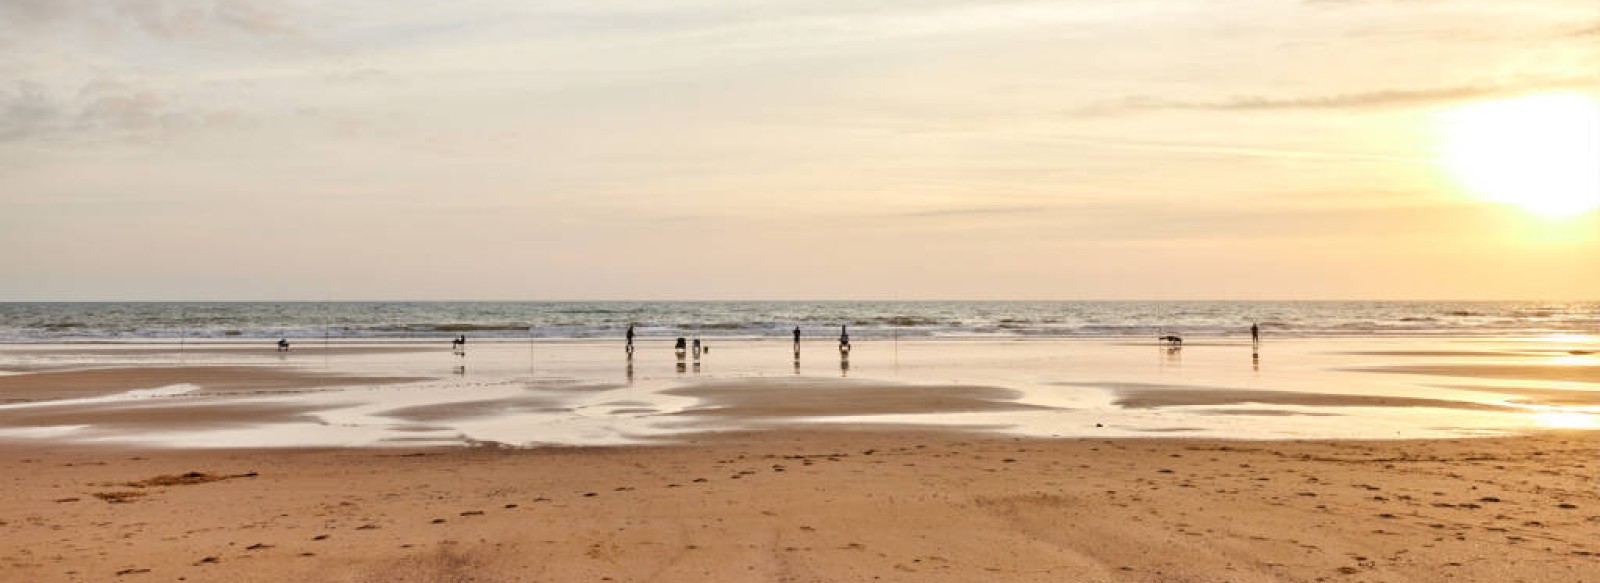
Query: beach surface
2,431,1597,582
2,337,1598,581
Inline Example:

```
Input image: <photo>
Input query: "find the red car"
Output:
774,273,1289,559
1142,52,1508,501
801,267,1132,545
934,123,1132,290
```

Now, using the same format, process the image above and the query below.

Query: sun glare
1529,410,1600,430
1435,93,1600,217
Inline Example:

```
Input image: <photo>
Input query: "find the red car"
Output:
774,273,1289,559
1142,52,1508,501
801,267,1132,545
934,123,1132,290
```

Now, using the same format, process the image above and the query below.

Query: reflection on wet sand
0,336,1594,447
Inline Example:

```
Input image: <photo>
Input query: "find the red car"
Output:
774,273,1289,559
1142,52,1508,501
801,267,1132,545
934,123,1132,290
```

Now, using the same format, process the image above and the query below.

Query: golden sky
1,0,1597,300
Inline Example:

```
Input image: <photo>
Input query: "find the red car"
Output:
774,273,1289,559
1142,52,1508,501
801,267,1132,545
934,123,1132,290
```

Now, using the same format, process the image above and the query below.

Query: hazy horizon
3,1,1597,302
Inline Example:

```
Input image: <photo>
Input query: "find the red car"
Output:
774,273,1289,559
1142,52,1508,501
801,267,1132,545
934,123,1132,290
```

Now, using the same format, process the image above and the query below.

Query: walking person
626,323,636,355
839,325,851,354
1250,322,1260,348
792,326,801,355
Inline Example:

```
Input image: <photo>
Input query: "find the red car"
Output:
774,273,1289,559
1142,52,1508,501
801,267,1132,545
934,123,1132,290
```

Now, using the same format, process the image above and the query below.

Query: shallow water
1,335,1596,448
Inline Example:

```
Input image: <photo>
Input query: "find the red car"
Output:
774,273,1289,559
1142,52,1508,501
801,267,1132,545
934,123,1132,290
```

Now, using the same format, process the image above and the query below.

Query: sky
1,0,1597,301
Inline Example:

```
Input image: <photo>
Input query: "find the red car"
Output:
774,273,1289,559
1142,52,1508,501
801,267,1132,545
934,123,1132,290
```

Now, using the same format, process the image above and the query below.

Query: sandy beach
3,430,1597,582
2,337,1598,581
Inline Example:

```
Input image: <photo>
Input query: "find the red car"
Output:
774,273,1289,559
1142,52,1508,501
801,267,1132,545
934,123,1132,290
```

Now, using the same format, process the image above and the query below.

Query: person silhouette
674,337,687,360
277,338,290,352
1250,322,1260,347
792,326,801,354
839,325,851,353
626,324,636,355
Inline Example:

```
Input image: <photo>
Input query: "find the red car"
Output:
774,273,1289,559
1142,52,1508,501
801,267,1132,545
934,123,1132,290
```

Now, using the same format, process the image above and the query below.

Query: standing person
277,338,290,352
792,326,801,354
1250,322,1260,347
839,325,851,353
674,337,688,359
625,323,636,355
692,337,702,360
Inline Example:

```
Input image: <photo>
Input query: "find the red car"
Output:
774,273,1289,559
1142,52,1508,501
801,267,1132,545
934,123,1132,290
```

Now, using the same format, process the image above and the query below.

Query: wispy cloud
0,82,60,142
1072,78,1600,116
0,78,244,142
887,205,1053,219
0,0,296,40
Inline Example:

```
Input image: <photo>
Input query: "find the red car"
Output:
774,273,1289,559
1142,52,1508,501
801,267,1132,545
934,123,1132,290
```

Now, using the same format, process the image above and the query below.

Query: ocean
0,301,1595,342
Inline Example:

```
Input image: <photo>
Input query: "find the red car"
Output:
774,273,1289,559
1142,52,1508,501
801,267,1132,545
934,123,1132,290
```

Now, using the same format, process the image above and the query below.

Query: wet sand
2,430,1596,582
3,336,1599,446
1352,364,1600,384
663,379,1047,418
0,366,428,403
1093,382,1514,412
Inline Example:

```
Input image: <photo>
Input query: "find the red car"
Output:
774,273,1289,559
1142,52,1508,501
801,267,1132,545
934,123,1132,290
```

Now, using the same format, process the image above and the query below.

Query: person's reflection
626,359,635,384
676,361,687,375
1252,350,1260,373
793,356,801,375
840,356,850,377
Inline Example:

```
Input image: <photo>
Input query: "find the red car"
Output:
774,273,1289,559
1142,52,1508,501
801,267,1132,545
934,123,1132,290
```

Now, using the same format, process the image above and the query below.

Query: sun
1434,93,1600,217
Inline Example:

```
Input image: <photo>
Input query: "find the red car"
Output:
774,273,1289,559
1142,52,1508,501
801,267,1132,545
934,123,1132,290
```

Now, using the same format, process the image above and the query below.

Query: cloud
1072,78,1600,116
0,78,243,142
888,205,1052,219
0,82,62,141
114,0,293,38
0,0,294,40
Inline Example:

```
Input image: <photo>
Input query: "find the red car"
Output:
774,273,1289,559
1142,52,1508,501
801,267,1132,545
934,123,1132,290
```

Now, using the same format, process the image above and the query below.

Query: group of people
620,323,853,359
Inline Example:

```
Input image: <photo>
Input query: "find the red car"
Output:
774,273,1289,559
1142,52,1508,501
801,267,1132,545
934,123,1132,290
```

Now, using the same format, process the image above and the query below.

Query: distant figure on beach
1159,333,1182,347
277,338,290,352
839,325,851,354
792,326,801,354
625,324,636,355
692,337,702,360
1250,322,1260,346
675,337,688,360
452,335,466,354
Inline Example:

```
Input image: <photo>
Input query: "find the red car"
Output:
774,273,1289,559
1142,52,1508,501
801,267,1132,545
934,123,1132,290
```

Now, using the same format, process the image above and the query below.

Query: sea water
0,301,1595,342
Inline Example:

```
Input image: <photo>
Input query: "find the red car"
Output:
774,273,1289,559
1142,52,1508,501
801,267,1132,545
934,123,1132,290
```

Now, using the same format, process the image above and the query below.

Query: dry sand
2,430,1596,583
